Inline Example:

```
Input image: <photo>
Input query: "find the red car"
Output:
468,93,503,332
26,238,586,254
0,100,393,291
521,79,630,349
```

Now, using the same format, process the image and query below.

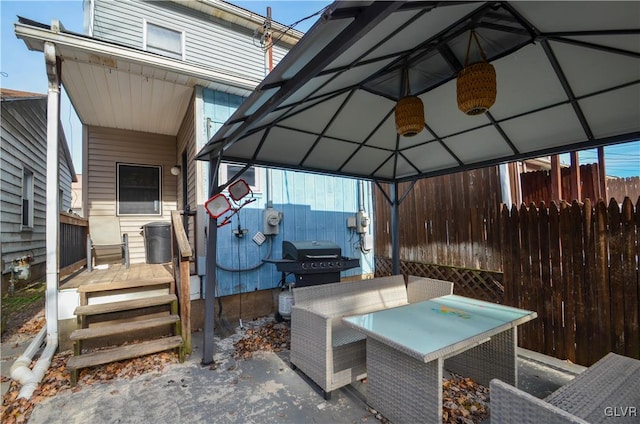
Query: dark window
117,164,161,215
22,168,34,228
226,164,256,187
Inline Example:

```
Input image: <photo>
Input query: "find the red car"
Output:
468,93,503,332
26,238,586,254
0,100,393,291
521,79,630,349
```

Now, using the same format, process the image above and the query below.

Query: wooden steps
70,315,180,341
70,278,184,386
78,276,174,294
75,294,178,317
67,336,183,382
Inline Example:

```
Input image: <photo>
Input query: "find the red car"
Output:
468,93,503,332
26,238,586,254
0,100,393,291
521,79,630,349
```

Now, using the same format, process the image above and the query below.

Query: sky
1,0,638,178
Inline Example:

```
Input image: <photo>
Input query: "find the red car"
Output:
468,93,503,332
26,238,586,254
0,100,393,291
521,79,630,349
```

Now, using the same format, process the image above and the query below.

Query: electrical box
356,211,370,234
263,207,282,235
362,234,374,251
347,216,357,229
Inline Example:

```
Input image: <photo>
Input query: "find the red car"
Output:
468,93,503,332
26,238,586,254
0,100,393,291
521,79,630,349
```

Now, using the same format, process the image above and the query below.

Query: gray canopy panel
196,1,640,183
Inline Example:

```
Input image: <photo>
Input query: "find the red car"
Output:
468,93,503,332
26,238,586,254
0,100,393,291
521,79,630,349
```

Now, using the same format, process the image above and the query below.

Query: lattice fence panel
375,257,504,304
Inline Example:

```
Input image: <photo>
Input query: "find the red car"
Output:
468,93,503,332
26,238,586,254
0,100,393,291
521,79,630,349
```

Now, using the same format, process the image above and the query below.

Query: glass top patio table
342,294,537,363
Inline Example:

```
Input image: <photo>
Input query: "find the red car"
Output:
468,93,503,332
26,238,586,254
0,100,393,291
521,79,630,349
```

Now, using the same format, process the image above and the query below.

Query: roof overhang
15,17,263,136
173,0,304,47
196,1,640,183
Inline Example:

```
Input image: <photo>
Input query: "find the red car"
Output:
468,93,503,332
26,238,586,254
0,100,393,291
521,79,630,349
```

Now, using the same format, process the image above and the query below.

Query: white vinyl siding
91,0,293,83
1,95,75,270
86,125,177,264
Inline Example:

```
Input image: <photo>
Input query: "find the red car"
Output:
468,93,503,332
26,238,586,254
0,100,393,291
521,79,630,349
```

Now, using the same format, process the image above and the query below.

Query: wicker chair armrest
490,379,589,424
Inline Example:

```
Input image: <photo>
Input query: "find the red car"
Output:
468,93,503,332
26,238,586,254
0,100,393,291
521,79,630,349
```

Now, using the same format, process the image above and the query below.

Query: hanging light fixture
395,67,424,137
456,29,497,115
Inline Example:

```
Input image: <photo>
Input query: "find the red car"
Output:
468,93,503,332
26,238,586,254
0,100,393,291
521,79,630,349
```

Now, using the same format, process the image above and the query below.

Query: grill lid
282,240,341,260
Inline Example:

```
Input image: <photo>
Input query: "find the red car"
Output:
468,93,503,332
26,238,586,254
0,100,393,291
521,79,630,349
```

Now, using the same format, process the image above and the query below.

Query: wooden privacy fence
520,163,640,205
502,197,639,367
374,167,503,271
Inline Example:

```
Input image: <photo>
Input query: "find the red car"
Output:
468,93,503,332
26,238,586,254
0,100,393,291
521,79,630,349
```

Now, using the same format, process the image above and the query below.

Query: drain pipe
11,38,61,399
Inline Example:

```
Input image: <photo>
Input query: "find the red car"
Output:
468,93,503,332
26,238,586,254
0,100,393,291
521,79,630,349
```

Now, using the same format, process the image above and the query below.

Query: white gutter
11,39,60,399
499,163,513,207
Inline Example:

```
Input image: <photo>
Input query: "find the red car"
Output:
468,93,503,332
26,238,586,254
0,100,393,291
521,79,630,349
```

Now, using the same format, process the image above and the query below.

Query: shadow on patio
22,316,583,424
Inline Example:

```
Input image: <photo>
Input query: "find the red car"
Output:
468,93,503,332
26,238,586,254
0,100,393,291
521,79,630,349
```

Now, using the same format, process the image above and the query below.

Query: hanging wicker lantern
395,67,424,137
395,95,424,137
457,30,496,115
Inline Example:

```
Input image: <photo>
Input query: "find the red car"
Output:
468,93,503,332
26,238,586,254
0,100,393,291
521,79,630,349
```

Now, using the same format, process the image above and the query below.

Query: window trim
116,163,163,216
143,19,185,61
21,166,34,230
219,163,262,194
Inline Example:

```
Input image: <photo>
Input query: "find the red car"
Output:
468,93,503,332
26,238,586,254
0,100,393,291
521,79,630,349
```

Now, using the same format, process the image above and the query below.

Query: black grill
265,240,360,287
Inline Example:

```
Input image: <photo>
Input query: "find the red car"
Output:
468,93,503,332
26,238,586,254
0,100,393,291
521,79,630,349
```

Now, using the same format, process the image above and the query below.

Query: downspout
11,39,60,399
498,163,513,207
390,182,400,275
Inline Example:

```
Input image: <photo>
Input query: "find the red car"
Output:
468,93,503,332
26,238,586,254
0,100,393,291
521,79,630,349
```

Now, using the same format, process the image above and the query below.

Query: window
144,21,184,60
21,168,34,228
117,164,162,215
219,164,262,193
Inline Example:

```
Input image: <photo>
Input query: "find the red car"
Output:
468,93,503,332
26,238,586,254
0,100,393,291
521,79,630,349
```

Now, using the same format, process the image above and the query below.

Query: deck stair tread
78,276,173,293
67,336,183,370
70,315,180,341
74,294,177,316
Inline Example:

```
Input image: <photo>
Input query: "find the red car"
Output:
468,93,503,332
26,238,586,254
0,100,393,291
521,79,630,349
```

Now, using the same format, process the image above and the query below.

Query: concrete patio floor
3,319,585,424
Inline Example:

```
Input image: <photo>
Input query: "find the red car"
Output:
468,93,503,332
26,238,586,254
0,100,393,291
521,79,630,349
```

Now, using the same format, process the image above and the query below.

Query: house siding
91,0,287,84
83,1,373,298
201,88,376,296
1,96,73,273
86,126,178,264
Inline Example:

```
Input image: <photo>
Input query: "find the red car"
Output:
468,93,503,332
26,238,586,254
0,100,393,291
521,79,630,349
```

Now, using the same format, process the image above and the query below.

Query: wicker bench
490,352,640,423
290,275,453,400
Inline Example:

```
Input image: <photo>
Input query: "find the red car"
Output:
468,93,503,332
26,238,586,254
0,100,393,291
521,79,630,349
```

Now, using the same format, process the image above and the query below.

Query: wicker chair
490,352,640,424
406,275,454,303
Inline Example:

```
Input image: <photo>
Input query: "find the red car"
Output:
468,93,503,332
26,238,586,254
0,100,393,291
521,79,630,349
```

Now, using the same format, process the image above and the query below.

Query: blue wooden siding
202,88,374,296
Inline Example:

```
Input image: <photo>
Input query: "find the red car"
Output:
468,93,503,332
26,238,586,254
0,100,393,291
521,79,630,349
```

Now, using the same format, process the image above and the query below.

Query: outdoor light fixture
395,67,424,137
457,30,497,115
203,193,231,219
228,179,251,201
170,165,181,176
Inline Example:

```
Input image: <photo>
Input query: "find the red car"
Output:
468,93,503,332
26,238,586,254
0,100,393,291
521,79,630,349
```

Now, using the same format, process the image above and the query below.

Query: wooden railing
59,212,88,276
171,210,192,354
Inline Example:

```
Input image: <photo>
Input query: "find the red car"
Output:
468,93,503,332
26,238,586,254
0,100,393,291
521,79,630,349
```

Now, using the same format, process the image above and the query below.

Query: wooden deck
60,263,174,290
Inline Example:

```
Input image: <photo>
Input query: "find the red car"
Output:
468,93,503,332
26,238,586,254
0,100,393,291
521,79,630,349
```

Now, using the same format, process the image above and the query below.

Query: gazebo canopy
196,1,640,183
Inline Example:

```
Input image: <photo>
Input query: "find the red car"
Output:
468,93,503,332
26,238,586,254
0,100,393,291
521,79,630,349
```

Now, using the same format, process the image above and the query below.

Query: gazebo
196,1,640,360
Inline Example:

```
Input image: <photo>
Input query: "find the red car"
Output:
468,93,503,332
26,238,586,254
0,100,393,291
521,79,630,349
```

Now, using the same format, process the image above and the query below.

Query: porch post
202,156,221,364
391,182,400,275
44,41,60,341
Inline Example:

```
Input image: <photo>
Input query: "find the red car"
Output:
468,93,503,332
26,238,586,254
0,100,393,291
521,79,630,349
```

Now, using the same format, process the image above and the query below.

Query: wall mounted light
170,165,181,176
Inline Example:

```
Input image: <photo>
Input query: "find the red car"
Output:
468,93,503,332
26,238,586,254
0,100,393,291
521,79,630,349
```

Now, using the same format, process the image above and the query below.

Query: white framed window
219,163,262,193
117,163,162,216
21,167,34,229
143,20,185,60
